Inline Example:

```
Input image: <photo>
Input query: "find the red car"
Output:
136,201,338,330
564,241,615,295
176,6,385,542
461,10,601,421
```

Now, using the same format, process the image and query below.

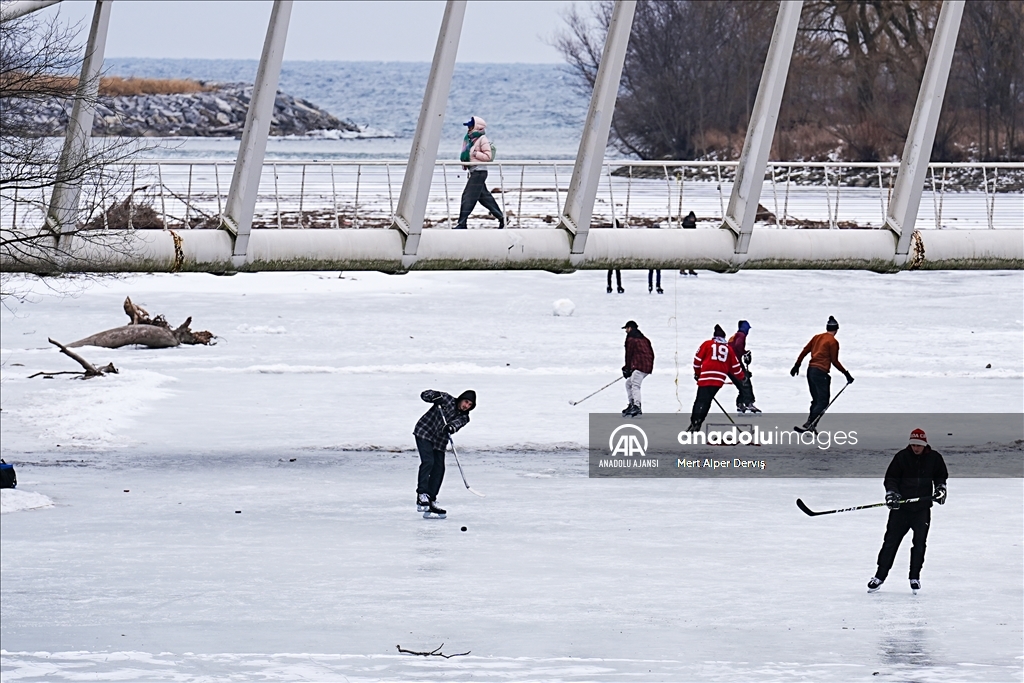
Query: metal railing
3,160,1021,233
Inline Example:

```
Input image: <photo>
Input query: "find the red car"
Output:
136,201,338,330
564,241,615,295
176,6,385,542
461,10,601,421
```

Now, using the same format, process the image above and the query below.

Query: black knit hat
457,390,477,410
826,316,839,331
714,324,726,338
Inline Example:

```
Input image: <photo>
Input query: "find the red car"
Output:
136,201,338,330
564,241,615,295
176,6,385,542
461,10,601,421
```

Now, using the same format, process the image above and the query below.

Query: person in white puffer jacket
455,116,504,229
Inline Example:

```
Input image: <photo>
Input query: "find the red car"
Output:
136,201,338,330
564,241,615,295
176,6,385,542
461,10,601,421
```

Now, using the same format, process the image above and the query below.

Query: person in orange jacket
791,316,854,430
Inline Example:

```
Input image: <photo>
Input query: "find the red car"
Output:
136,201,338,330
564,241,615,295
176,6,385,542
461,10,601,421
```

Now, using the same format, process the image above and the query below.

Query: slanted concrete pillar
222,0,292,268
392,0,466,268
45,0,111,237
0,0,62,21
722,0,802,255
886,0,965,258
558,0,636,264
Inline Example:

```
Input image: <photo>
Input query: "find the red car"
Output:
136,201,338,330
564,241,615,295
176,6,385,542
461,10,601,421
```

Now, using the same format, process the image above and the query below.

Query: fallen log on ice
29,339,118,379
68,296,215,349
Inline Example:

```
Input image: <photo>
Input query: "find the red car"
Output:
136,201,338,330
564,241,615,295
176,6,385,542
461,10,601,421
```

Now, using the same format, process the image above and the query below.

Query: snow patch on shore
1,489,54,514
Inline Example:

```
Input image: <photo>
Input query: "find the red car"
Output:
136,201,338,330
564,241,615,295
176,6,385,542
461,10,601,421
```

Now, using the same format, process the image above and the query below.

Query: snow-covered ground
1,270,1022,681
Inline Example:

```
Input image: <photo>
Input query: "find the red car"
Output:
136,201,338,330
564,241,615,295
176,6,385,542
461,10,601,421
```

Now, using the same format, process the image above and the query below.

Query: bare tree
1,10,142,295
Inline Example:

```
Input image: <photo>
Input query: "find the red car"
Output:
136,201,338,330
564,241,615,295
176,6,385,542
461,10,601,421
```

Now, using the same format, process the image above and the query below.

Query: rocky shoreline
23,83,361,138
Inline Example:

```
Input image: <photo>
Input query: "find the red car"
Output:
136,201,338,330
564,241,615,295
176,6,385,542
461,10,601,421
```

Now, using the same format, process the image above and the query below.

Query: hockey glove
789,363,800,377
622,366,631,379
843,371,855,384
742,351,752,365
932,485,947,505
445,423,458,435
885,491,901,510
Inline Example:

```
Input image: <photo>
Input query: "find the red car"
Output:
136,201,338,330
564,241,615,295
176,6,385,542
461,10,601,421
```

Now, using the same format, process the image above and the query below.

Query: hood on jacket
738,320,751,334
466,115,486,133
457,390,477,411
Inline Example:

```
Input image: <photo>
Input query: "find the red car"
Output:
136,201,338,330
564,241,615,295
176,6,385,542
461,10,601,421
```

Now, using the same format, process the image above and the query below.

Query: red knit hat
909,429,928,447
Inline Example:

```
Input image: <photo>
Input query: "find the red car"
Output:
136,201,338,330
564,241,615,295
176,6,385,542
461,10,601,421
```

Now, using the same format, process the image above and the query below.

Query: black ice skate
423,501,447,519
746,403,762,414
737,405,748,414
867,577,884,593
617,286,625,294
910,579,921,594
622,402,635,417
607,286,613,293
656,286,663,294
627,402,642,417
417,493,430,512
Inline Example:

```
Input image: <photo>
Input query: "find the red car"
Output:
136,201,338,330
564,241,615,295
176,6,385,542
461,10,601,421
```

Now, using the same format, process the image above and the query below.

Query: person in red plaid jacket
413,389,475,516
621,320,654,417
689,324,745,431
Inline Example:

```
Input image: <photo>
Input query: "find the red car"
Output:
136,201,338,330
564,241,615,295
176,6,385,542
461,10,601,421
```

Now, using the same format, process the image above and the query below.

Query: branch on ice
396,643,470,659
68,296,215,349
29,338,118,379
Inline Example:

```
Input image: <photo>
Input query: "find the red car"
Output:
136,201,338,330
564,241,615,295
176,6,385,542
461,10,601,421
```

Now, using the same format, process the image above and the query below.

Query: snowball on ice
552,298,575,316
1,489,54,514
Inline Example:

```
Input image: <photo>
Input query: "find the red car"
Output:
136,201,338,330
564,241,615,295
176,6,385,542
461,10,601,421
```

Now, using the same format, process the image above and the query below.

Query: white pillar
393,0,466,267
0,0,62,21
44,0,110,235
558,0,636,263
722,0,802,254
222,0,292,267
885,0,965,257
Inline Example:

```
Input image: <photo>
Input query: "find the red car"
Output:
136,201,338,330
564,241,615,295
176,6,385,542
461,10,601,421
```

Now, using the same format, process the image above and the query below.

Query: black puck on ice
461,526,467,532
235,510,241,514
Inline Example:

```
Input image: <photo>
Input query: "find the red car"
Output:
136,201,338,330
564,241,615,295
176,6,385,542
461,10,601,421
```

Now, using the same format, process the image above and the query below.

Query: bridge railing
3,160,1021,233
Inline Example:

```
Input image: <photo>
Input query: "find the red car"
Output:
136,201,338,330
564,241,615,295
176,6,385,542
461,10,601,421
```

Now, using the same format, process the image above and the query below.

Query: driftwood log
396,644,470,659
29,339,118,379
69,297,215,349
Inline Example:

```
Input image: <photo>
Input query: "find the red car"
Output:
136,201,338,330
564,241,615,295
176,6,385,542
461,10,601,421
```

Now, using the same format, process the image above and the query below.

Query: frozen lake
1,270,1022,681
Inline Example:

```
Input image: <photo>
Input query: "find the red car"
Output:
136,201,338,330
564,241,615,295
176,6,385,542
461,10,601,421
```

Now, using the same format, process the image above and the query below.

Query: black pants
648,270,661,288
607,269,622,289
733,371,755,407
875,507,931,580
690,385,721,429
416,436,446,500
456,169,502,228
806,366,831,425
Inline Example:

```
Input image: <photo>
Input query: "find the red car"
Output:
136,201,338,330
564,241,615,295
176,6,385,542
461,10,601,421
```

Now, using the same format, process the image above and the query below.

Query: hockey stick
802,380,852,431
569,376,624,406
439,409,485,497
796,497,920,516
712,396,737,425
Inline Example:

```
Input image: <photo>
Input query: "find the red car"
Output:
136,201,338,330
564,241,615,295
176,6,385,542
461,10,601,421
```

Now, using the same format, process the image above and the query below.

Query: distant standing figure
455,116,504,229
413,389,476,518
791,316,853,430
729,320,759,413
648,270,662,294
689,324,744,431
680,212,698,276
621,320,654,417
607,269,624,294
867,429,948,594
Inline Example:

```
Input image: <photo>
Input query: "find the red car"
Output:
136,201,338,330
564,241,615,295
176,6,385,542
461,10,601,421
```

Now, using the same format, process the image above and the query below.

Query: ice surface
0,489,54,514
1,270,1022,681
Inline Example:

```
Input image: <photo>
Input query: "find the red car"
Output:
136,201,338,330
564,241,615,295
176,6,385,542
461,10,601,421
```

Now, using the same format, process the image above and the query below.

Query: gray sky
49,1,580,63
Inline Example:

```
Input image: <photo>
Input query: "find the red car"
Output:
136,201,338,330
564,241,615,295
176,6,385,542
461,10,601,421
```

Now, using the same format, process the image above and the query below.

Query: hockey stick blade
466,486,485,498
796,498,822,516
797,497,920,517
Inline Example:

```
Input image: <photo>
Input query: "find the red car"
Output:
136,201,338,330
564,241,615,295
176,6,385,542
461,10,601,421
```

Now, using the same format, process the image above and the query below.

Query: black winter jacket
883,446,948,510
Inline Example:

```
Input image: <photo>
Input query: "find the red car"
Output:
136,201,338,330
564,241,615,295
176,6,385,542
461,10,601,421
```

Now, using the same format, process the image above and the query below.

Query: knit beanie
908,428,927,447
826,316,839,331
713,324,726,339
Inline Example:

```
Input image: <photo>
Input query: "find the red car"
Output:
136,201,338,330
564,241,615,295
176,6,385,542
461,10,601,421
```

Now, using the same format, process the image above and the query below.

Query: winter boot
617,286,625,294
417,493,430,512
496,214,505,229
622,402,635,417
424,501,447,519
910,579,921,594
867,577,884,593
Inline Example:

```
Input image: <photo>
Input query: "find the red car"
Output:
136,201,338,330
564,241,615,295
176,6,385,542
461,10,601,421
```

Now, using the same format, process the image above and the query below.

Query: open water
105,58,593,160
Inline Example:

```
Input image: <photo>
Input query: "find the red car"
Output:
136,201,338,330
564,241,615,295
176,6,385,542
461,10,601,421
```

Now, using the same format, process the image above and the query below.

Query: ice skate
622,401,635,417
607,286,613,293
737,405,747,414
910,579,921,594
867,577,884,593
656,286,663,294
746,403,762,414
416,493,430,512
626,402,642,418
423,501,447,519
617,286,625,294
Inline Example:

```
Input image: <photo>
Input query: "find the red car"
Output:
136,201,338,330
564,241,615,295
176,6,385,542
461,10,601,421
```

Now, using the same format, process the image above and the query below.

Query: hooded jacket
462,116,492,168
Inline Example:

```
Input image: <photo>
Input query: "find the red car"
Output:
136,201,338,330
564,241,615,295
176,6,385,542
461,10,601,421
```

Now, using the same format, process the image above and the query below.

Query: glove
693,372,699,382
933,485,947,505
790,363,800,377
445,422,458,435
885,491,901,510
843,371,855,384
622,366,631,379
742,351,752,365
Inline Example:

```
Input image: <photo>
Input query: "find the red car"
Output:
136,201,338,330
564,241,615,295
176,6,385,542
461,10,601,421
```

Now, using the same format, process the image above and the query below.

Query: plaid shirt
413,390,470,449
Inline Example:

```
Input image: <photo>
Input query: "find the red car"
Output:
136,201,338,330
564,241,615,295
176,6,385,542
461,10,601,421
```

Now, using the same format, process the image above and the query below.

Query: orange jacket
796,332,847,374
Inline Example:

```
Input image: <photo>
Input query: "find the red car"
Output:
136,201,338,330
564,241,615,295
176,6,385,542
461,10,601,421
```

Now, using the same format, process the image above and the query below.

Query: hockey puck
461,526,467,532
123,490,129,493
235,510,241,514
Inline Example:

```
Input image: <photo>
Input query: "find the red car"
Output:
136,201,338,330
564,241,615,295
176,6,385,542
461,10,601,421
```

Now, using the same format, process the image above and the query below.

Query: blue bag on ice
0,459,16,489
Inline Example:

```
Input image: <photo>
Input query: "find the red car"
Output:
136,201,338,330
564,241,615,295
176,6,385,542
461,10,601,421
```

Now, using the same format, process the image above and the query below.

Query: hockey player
790,316,854,430
621,320,654,417
867,429,948,594
729,320,759,413
413,389,476,517
689,324,745,431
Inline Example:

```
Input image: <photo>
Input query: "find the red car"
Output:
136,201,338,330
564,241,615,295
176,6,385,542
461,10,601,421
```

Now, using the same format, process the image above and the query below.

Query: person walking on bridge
455,116,504,230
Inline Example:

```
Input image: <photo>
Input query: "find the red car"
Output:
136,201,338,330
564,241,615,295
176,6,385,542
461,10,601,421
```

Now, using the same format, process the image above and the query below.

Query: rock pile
21,83,359,138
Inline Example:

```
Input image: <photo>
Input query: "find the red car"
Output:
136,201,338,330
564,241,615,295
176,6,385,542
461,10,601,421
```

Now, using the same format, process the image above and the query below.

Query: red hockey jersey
693,337,745,387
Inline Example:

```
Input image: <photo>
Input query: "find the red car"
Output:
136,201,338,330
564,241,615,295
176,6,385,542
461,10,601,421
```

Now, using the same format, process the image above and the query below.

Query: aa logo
609,424,648,457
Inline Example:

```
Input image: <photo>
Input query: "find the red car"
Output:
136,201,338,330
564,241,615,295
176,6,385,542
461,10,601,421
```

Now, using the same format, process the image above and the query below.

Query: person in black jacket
867,428,948,594
413,389,476,517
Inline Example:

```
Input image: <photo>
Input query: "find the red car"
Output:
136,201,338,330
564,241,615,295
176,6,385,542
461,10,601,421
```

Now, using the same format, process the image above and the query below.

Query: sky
46,1,580,63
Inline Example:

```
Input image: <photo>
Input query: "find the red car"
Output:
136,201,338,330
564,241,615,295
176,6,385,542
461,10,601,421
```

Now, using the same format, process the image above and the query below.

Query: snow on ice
1,269,1021,682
